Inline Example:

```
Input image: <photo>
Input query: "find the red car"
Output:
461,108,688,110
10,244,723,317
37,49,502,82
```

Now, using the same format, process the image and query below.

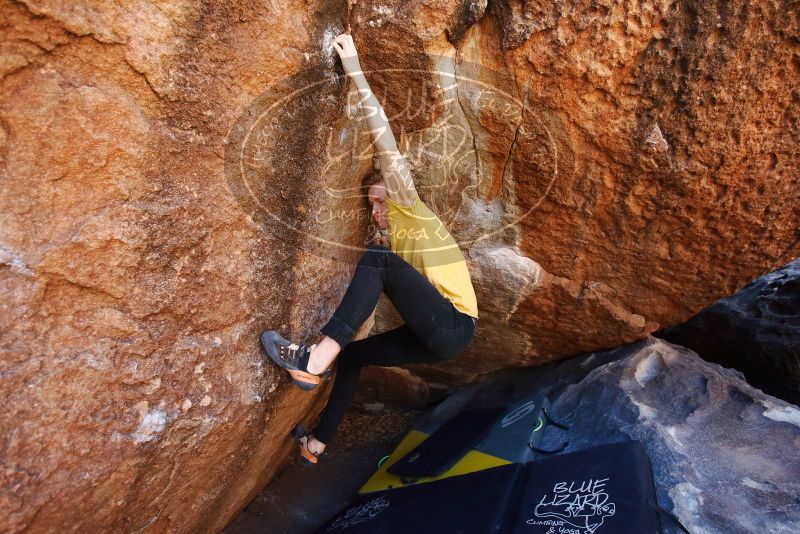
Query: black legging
314,244,476,444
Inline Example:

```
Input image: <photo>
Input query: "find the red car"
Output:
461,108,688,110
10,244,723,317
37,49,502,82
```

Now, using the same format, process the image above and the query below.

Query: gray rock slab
659,258,800,405
433,337,800,534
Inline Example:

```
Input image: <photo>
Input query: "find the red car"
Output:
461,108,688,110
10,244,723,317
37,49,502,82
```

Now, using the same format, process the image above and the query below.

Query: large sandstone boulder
0,0,369,531
363,0,799,385
1,0,797,531
659,258,800,405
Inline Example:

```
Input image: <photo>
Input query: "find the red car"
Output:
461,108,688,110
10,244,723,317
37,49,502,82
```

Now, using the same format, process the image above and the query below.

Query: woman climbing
260,32,479,465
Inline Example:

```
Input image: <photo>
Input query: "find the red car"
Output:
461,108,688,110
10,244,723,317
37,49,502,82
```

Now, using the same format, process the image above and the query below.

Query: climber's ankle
306,336,342,375
300,434,326,455
308,435,326,455
306,345,324,376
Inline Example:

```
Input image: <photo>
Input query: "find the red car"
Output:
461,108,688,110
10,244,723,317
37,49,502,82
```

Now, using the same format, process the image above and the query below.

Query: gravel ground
223,404,424,534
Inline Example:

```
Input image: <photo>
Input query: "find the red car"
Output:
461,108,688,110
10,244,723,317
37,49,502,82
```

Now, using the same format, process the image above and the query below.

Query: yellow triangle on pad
359,430,511,494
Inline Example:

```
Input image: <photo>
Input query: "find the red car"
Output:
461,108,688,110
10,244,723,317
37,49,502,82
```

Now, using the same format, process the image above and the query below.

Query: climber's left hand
332,33,362,76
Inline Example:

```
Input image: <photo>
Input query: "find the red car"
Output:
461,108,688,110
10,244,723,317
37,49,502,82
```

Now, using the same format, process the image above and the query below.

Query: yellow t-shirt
384,192,479,319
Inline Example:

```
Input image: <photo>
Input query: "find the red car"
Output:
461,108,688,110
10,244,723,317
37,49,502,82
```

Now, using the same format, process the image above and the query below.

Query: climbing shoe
293,424,323,466
260,330,331,391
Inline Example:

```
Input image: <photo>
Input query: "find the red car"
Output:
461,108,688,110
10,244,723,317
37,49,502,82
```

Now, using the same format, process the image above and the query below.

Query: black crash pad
386,407,506,478
505,441,663,534
316,463,523,534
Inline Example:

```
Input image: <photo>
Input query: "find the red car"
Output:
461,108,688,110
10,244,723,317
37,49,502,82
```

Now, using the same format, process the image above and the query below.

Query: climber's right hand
332,33,362,76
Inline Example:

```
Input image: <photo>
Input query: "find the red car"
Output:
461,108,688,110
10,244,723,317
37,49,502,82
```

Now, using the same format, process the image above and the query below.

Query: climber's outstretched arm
333,33,417,206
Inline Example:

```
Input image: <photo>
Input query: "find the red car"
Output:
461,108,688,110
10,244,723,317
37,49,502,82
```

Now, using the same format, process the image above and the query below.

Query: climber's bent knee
425,319,475,360
426,336,466,361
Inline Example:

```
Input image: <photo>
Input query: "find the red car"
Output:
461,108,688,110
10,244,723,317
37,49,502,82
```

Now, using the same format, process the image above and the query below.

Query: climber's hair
361,171,384,227
362,171,384,199
362,171,388,244
361,171,383,195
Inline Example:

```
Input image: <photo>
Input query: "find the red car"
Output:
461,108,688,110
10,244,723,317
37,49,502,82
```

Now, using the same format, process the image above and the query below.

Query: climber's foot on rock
260,331,331,391
293,424,326,465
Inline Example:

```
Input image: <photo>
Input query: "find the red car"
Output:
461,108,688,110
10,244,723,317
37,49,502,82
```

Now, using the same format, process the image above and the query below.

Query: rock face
435,337,800,533
361,0,800,385
659,258,800,405
1,0,798,531
0,2,370,531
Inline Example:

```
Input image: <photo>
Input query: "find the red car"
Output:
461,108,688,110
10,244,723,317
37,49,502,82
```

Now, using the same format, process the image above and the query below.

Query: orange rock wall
1,0,797,531
366,0,799,384
1,0,367,531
